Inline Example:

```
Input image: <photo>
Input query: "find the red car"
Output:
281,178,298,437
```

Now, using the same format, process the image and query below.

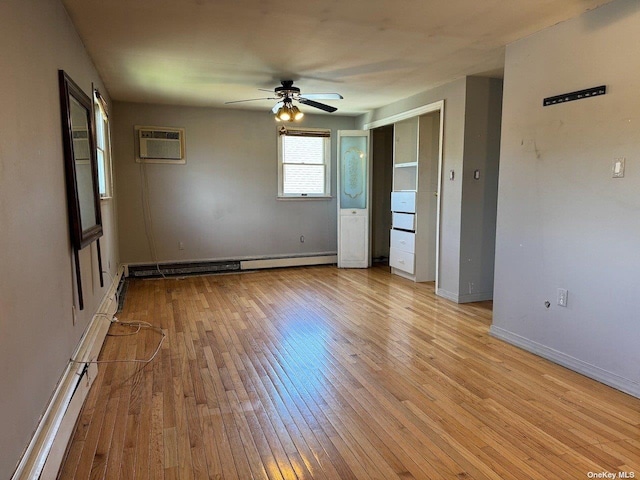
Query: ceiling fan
225,80,343,121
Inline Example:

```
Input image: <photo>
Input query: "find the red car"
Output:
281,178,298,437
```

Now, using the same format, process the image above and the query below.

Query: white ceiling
62,0,613,116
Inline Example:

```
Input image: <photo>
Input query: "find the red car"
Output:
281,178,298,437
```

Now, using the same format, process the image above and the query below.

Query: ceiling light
276,106,291,121
292,105,304,120
275,100,303,122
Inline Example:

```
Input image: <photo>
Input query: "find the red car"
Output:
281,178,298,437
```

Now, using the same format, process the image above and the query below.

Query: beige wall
0,0,118,477
113,102,356,264
492,0,640,396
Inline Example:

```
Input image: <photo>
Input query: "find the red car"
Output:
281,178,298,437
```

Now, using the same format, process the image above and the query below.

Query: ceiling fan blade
224,97,276,104
300,93,343,100
272,101,284,114
298,98,338,113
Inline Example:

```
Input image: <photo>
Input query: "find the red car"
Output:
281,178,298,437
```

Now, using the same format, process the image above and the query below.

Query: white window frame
277,127,331,199
94,90,113,199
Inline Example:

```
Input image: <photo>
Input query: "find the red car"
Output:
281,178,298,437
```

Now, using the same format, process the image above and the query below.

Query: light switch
557,288,568,307
612,158,625,178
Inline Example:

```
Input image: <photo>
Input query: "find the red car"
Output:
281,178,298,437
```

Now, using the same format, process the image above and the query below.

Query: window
278,127,331,198
94,89,113,198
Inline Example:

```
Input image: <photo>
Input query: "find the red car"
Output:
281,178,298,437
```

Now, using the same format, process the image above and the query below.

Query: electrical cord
93,269,120,321
139,162,167,279
70,320,166,365
101,269,115,284
107,322,141,336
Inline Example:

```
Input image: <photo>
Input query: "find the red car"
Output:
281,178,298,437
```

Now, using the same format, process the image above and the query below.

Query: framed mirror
59,70,103,250
59,70,104,310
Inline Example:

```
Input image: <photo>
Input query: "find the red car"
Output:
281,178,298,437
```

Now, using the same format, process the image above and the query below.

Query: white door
337,130,370,268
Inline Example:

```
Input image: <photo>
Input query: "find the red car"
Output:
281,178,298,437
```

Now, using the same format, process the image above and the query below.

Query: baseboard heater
127,260,240,278
125,253,337,278
116,270,128,311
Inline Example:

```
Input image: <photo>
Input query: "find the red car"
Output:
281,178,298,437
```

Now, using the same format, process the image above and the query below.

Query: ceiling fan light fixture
292,105,304,120
275,101,303,122
276,105,291,121
228,80,341,117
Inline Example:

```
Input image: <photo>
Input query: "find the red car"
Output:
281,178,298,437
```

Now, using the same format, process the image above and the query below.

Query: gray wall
0,0,119,477
113,102,356,264
459,77,503,301
492,0,640,397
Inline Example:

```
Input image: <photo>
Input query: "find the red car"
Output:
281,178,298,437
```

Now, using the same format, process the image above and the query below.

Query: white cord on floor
140,162,167,279
70,320,166,365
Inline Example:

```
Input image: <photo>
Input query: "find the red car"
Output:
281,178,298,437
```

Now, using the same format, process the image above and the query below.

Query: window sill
277,196,333,201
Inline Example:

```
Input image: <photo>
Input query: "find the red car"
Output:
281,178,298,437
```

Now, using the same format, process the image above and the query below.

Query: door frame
363,100,445,290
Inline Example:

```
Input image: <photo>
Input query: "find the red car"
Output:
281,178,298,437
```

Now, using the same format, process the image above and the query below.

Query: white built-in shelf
393,164,417,191
394,162,418,168
390,107,442,284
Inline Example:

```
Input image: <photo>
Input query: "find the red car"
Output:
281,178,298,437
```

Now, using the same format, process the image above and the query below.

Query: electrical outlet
179,241,184,250
557,288,568,307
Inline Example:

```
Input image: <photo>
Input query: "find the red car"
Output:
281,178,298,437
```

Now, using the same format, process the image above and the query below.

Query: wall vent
136,126,186,164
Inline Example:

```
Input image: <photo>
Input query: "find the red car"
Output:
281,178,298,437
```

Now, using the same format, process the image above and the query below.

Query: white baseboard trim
490,325,640,399
436,288,459,303
126,251,338,267
457,291,493,303
241,254,337,270
436,288,493,304
12,266,123,480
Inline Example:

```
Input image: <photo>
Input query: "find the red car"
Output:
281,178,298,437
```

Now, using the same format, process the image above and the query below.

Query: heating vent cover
127,260,240,278
136,126,186,164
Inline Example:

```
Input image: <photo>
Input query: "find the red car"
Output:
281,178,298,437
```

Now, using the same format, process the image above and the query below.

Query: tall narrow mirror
59,70,103,310
59,70,103,250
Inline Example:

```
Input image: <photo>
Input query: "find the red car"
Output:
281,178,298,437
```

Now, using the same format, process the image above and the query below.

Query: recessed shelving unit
393,162,418,191
389,110,441,283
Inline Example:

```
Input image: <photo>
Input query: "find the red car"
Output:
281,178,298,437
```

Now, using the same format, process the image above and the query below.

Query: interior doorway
370,125,393,264
368,102,444,288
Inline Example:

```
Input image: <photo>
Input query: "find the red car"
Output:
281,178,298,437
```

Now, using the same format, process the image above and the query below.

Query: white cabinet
390,229,415,253
390,229,415,275
389,248,415,274
390,191,416,213
390,118,419,278
389,112,441,282
392,212,415,231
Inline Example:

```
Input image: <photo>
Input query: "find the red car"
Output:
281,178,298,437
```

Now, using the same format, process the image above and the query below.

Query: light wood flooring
59,265,640,479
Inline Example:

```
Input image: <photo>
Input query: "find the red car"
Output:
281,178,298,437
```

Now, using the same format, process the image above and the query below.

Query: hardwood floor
59,266,640,479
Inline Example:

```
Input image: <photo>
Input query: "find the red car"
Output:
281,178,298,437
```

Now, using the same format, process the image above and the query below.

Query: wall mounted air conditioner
136,126,186,164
